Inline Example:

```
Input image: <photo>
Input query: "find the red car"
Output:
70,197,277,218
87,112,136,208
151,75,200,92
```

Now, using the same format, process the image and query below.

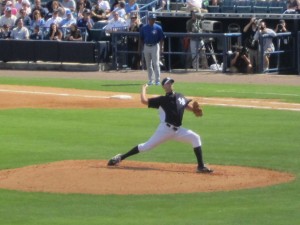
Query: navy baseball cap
162,77,174,86
148,14,156,19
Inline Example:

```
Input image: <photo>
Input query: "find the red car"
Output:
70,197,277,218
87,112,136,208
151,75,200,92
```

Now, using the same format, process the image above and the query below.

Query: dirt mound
0,160,294,195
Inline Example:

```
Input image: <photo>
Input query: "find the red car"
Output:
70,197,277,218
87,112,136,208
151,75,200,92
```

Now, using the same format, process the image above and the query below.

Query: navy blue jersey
139,23,164,45
148,92,191,127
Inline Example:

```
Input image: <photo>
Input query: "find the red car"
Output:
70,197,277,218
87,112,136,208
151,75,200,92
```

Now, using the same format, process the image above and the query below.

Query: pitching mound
0,160,294,195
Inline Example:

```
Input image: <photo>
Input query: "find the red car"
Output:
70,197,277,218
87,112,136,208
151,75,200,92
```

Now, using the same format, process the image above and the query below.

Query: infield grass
0,77,299,225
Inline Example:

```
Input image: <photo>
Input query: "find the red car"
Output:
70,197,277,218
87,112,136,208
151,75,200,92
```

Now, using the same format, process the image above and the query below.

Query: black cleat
197,166,214,173
107,154,122,166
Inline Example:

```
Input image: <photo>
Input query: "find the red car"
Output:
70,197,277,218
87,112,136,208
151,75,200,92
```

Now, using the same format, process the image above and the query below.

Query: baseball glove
192,101,203,117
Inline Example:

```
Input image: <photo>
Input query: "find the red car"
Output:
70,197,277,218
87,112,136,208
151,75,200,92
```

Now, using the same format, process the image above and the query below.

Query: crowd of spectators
0,0,142,41
0,0,294,73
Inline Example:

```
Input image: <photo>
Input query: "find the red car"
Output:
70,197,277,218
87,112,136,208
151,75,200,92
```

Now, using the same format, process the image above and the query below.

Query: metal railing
111,31,242,72
111,30,296,74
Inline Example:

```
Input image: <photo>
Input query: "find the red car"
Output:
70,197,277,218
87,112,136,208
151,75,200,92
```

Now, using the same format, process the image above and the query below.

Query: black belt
145,43,156,47
166,123,179,131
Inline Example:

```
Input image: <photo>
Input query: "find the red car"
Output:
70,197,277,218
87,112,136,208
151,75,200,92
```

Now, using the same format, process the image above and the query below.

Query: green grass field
0,77,299,225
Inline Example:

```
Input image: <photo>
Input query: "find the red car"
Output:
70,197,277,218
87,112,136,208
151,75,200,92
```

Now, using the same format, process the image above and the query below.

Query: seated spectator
104,10,128,33
76,0,92,11
91,3,109,22
110,0,120,11
45,0,65,20
77,8,94,40
5,1,18,16
209,0,219,5
30,0,48,19
108,1,126,20
286,0,300,12
65,23,82,41
0,24,11,39
59,9,76,28
75,1,85,20
230,46,252,73
0,7,17,28
45,0,65,14
21,0,32,15
29,25,43,39
15,0,23,11
45,22,63,40
97,0,111,14
125,0,139,15
16,8,31,27
31,9,45,31
186,0,208,13
45,9,62,27
61,0,76,12
10,18,30,39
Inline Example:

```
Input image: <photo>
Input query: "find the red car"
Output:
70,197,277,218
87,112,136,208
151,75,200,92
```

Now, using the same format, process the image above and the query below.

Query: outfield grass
0,78,299,225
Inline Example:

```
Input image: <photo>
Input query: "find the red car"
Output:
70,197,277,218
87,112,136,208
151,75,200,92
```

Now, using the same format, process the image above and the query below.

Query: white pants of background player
143,43,160,84
138,123,201,152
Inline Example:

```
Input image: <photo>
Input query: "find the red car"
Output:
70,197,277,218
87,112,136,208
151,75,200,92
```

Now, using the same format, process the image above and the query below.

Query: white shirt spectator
0,8,17,27
21,0,32,15
45,11,62,27
186,0,203,8
61,0,76,12
254,27,276,52
10,19,29,39
108,8,126,20
15,0,23,11
98,0,110,13
105,11,128,32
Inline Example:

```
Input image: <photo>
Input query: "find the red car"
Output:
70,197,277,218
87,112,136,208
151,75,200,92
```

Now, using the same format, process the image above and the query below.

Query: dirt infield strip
0,84,296,195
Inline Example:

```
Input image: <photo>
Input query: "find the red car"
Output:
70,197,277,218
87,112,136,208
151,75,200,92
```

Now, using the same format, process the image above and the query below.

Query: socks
121,146,139,160
193,146,204,168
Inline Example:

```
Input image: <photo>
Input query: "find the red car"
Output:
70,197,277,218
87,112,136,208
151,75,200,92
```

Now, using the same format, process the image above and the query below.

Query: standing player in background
139,13,164,86
186,10,208,70
107,77,213,173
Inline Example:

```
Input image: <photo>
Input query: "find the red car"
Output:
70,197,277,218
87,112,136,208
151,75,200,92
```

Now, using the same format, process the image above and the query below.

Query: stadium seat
253,6,268,13
207,5,220,13
220,0,236,13
269,6,284,14
255,0,269,6
236,6,252,13
221,6,236,13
